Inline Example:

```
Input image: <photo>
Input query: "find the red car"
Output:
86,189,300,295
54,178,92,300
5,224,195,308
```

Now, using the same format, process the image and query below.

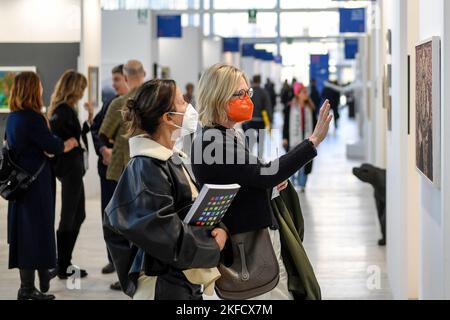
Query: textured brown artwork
416,41,433,182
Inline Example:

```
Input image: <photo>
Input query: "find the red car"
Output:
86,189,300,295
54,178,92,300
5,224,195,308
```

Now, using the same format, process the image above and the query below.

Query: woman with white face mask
103,79,228,300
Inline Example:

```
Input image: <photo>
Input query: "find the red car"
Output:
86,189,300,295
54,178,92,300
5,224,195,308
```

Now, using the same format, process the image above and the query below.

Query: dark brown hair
48,70,87,117
112,64,124,75
9,72,43,113
124,79,177,137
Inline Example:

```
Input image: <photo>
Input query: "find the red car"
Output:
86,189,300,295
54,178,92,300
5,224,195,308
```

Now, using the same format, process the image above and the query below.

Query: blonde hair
48,70,87,118
196,64,249,127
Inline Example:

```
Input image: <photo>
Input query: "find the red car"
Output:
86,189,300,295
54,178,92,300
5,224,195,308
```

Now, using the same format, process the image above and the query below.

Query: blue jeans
291,167,308,188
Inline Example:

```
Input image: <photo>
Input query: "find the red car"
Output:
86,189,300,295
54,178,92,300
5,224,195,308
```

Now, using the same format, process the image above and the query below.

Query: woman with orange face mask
191,64,332,300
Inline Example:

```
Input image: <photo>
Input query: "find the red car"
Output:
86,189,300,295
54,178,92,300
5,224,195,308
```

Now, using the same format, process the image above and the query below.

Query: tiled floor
0,109,391,300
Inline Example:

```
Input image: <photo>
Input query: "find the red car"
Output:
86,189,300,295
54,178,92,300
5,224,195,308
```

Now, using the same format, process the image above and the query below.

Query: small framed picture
415,36,441,188
0,66,37,113
88,66,99,108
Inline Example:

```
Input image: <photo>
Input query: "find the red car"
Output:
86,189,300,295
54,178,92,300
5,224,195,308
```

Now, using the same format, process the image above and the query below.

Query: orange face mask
227,95,254,123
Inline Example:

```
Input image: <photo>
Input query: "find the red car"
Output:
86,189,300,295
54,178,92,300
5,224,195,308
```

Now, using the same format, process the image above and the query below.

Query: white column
253,59,262,78
369,1,387,168
79,0,101,198
241,57,255,78
386,0,420,299
387,0,408,300
223,52,241,68
202,38,222,70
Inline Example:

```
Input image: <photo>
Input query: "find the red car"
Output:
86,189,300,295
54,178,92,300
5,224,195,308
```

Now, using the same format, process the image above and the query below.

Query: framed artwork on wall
88,66,99,108
0,66,37,113
415,36,441,188
384,64,392,131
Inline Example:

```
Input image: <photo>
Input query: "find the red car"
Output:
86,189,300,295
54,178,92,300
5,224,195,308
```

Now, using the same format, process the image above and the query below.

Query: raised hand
309,99,333,148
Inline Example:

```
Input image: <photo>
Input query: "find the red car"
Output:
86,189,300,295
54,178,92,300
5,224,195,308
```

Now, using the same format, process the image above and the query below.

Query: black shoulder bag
0,139,46,201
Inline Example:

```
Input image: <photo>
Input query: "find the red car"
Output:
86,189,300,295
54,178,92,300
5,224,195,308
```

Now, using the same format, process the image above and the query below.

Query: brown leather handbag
215,228,280,300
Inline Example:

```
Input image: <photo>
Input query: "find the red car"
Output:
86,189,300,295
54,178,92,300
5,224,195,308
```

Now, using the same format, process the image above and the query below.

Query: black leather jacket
103,149,222,297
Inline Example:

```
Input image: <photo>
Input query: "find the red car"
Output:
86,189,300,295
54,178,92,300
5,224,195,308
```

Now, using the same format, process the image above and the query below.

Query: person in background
103,79,228,300
321,79,341,129
183,82,195,105
99,60,145,183
280,79,293,117
242,74,272,158
309,79,321,116
48,70,94,279
283,83,317,192
264,78,277,114
6,72,79,299
90,64,129,291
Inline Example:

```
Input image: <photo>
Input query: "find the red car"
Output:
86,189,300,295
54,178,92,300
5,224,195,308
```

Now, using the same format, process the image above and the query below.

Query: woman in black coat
48,70,94,279
6,72,79,300
103,79,228,299
192,64,332,299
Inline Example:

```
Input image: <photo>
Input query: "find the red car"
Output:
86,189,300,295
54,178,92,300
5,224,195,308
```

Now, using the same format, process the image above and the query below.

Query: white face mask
169,104,199,138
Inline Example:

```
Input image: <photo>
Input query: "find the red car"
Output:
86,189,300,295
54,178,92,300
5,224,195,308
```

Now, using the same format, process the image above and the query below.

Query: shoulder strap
27,161,47,184
4,131,47,183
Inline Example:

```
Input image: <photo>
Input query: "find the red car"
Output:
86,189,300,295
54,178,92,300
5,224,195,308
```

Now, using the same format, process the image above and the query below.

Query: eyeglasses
232,88,254,100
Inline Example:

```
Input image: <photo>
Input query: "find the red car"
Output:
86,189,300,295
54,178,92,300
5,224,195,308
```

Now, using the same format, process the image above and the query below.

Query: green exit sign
248,9,257,24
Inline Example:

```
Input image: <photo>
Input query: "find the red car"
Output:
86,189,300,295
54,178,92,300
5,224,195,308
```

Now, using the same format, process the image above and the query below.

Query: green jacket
99,89,142,182
270,182,322,300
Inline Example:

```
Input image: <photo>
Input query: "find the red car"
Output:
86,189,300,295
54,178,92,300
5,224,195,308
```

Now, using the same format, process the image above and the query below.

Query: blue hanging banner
254,49,266,60
157,15,182,38
274,55,283,64
310,54,329,94
339,8,366,33
223,38,240,52
262,51,274,61
242,43,255,57
344,39,359,59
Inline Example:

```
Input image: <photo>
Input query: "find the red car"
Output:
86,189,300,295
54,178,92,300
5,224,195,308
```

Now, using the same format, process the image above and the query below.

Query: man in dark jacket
90,64,129,290
242,75,272,158
321,80,341,129
264,78,277,113
281,79,293,117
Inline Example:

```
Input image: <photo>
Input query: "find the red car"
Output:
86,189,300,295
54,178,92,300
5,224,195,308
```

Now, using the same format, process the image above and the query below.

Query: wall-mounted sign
310,54,329,94
254,49,266,60
339,8,366,33
248,9,257,24
223,38,240,53
157,15,182,38
242,43,255,57
344,39,359,59
274,55,283,64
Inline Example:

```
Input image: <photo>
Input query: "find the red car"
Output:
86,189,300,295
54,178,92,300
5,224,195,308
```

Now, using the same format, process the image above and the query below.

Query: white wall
418,0,446,299
79,0,102,198
202,38,222,71
241,57,255,79
0,0,80,42
442,0,450,299
101,9,157,82
385,0,450,300
369,2,387,168
385,0,420,299
224,52,241,68
159,27,203,90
